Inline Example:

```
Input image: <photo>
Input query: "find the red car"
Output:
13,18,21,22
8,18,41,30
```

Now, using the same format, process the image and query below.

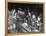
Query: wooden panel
8,0,44,2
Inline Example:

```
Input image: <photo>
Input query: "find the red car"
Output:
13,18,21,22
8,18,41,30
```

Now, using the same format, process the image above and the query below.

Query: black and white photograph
8,3,44,33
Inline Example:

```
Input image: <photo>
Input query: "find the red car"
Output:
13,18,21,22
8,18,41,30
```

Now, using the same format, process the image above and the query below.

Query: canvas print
8,3,43,33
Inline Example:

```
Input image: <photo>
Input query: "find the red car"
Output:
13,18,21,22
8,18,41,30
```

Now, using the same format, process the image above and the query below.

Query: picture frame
5,0,44,36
